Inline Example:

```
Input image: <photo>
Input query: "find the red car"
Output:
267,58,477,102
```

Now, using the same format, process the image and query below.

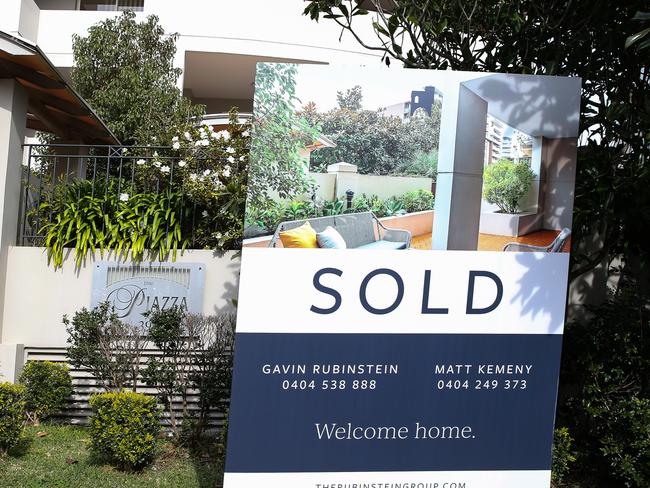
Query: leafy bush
482,158,535,214
0,382,26,453
89,391,160,470
398,189,435,213
36,110,249,270
559,287,650,486
64,302,145,391
552,427,576,485
19,361,73,423
142,307,235,443
395,150,438,180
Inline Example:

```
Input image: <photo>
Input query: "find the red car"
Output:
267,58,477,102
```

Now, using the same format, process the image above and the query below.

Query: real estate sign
225,65,581,488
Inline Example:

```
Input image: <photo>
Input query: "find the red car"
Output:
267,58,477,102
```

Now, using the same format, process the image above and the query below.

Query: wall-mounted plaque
91,262,205,325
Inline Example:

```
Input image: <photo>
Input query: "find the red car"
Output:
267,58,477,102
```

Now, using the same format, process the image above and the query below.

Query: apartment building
4,0,379,117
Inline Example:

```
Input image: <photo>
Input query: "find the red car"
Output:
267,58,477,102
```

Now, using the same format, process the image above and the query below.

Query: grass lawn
0,424,224,488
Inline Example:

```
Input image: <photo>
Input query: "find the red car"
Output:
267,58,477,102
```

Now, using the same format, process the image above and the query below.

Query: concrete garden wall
0,247,240,381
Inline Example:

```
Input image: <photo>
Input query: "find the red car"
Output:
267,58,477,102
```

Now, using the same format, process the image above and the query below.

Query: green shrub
19,361,73,423
482,158,535,213
0,382,26,453
552,427,576,485
89,391,160,470
559,287,650,486
399,189,435,213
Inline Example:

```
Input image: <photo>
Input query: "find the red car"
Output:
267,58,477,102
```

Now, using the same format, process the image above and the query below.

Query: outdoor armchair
502,227,571,252
269,212,411,249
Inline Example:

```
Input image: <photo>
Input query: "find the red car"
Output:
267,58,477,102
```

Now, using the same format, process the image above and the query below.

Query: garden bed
0,425,224,488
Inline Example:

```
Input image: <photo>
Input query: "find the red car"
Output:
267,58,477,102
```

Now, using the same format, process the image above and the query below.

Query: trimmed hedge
0,382,26,453
89,391,160,470
19,361,73,422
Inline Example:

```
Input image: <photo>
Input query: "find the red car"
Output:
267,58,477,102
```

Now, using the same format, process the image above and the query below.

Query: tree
248,63,320,213
302,90,441,175
336,85,363,110
483,158,535,214
71,11,204,145
303,3,650,487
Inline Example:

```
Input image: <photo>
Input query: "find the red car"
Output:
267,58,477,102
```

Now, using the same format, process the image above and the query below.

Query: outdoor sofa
268,212,411,250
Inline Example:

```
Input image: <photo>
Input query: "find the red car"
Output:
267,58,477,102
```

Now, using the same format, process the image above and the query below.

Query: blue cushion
316,226,347,249
356,240,407,250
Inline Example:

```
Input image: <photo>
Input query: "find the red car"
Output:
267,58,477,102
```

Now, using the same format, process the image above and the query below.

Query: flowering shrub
38,109,249,268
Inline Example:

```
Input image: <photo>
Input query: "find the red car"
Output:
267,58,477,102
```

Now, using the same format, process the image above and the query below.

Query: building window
79,0,144,11
414,96,420,103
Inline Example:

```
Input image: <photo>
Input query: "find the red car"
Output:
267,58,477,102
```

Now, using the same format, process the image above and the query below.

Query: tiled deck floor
411,229,570,252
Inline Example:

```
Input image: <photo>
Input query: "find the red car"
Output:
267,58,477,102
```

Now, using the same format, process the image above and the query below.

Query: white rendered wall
1,247,240,348
36,0,379,72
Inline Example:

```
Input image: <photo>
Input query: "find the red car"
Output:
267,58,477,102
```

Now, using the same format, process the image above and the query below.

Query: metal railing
19,143,218,247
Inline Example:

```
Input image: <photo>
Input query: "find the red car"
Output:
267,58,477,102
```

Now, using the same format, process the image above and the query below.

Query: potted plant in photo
481,158,536,237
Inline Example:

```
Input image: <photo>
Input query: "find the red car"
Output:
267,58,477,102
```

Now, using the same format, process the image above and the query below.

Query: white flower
239,155,245,161
160,165,170,173
184,131,192,140
214,232,223,240
194,139,209,147
223,165,231,177
189,173,198,181
202,210,209,218
225,146,235,154
172,141,180,150
203,169,211,176
136,159,146,166
172,136,179,143
152,136,157,142
153,160,161,168
177,160,187,168
210,131,219,139
216,130,230,141
227,156,235,164
119,193,129,202
242,130,250,137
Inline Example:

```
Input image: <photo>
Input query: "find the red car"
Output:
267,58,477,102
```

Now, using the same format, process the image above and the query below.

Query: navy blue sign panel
226,333,562,473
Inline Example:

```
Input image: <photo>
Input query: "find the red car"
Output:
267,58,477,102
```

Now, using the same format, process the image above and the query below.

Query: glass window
79,0,144,11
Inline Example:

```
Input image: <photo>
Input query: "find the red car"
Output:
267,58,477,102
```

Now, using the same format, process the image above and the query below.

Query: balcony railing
19,143,225,248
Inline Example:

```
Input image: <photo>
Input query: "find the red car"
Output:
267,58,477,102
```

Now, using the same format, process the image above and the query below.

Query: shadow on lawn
187,438,226,488
7,436,33,458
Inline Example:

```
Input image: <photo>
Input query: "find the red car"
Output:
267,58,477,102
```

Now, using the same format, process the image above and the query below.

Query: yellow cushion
279,221,319,248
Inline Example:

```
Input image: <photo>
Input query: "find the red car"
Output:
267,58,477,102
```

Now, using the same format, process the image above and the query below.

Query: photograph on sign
227,63,582,488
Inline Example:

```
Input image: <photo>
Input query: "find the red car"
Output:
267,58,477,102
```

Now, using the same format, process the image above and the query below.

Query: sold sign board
224,248,569,487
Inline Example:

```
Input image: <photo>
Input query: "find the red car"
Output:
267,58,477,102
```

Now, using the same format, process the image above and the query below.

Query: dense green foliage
71,12,203,145
304,2,649,486
247,189,434,235
142,307,235,442
19,361,73,423
551,427,576,485
248,63,320,214
0,382,25,453
559,288,650,487
482,159,535,214
0,424,224,487
64,302,144,391
37,113,249,269
301,93,441,176
89,391,160,471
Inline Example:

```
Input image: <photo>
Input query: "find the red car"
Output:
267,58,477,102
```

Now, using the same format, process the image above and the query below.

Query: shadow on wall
464,74,581,140
510,252,570,334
